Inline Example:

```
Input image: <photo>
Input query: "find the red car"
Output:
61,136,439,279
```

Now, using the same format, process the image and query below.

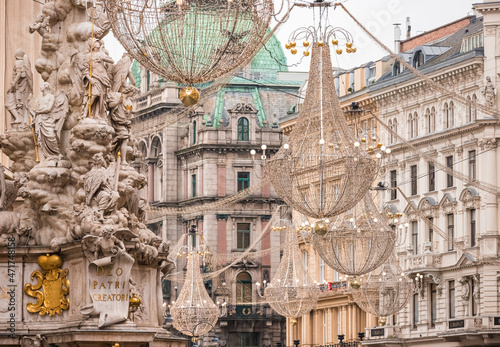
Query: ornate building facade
364,5,500,346
131,35,305,347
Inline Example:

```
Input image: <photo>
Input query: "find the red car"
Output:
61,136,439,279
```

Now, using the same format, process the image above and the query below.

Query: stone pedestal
0,244,185,346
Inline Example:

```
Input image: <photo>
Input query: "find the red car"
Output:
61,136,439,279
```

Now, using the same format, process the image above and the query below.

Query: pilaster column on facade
217,164,226,197
482,142,498,235
198,165,203,197
481,264,497,315
216,214,229,254
146,157,157,202
260,215,272,266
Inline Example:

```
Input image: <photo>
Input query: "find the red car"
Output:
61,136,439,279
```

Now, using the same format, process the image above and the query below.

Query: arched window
408,113,414,138
393,118,398,143
444,103,450,129
449,101,455,128
413,51,424,68
425,108,431,134
192,121,197,145
472,94,478,120
430,107,436,133
413,112,419,137
237,117,249,141
150,137,163,202
388,120,393,144
236,272,252,303
393,62,401,76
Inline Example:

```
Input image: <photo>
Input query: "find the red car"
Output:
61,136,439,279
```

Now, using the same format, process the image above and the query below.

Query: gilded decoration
24,254,69,316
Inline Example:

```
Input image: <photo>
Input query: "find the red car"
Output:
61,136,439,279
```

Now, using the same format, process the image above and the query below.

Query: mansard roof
370,16,484,92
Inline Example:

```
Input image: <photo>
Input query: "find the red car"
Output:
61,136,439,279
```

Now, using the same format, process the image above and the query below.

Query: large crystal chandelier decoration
104,0,273,104
170,245,220,337
264,7,377,221
351,255,414,324
310,194,395,277
257,220,319,322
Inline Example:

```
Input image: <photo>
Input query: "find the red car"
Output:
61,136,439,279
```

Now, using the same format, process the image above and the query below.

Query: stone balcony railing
407,252,442,271
133,82,181,112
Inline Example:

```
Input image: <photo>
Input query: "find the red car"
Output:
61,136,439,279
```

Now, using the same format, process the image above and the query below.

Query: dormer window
461,33,483,53
393,62,401,76
413,50,424,68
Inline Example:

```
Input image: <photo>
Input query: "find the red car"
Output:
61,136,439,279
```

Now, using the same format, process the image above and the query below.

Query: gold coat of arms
24,254,70,316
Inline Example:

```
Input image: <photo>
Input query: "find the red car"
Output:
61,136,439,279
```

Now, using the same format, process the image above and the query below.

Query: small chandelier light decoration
104,0,273,105
310,194,395,277
351,255,414,323
170,246,221,337
257,220,319,321
265,12,377,222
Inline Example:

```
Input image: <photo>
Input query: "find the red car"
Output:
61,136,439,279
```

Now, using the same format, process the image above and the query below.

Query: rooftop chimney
394,23,402,53
406,17,411,39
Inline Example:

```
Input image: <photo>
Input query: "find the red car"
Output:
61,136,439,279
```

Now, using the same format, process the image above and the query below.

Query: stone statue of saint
29,82,69,161
82,39,114,120
482,76,496,108
83,153,120,221
107,90,137,164
0,164,19,211
5,48,33,126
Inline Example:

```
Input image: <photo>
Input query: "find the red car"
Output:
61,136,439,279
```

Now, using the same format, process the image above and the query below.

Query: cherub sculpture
82,153,119,221
29,14,51,38
5,48,33,126
82,226,126,262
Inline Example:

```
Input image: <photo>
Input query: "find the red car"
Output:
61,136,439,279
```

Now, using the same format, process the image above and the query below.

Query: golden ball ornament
352,47,357,53
350,279,361,290
303,41,310,47
179,86,200,106
291,48,297,55
378,317,387,326
318,41,325,47
290,42,296,48
346,42,353,48
336,49,343,55
304,51,310,56
191,337,199,343
361,137,367,143
346,48,352,53
290,318,298,326
129,293,142,308
285,43,291,50
314,220,328,236
332,39,339,45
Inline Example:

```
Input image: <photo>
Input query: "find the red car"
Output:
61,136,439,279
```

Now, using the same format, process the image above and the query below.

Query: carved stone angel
5,48,33,127
82,226,126,262
0,164,18,211
82,153,119,221
29,82,69,161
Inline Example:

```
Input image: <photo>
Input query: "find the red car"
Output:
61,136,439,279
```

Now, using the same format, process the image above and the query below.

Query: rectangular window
412,221,418,255
469,150,476,181
411,165,418,196
413,293,419,329
428,217,434,250
428,162,435,192
449,280,455,318
470,209,477,247
446,156,454,187
237,172,250,192
303,251,308,274
191,174,197,198
447,214,454,251
430,283,437,327
334,270,339,282
319,258,325,283
237,223,251,249
390,170,397,200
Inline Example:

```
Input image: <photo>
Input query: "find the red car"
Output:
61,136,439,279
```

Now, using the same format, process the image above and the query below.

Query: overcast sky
103,0,479,72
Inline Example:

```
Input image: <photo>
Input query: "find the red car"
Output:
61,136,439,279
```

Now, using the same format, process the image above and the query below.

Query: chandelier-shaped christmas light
351,255,414,324
310,194,395,277
265,41,377,220
257,220,319,321
170,248,220,337
104,0,273,104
